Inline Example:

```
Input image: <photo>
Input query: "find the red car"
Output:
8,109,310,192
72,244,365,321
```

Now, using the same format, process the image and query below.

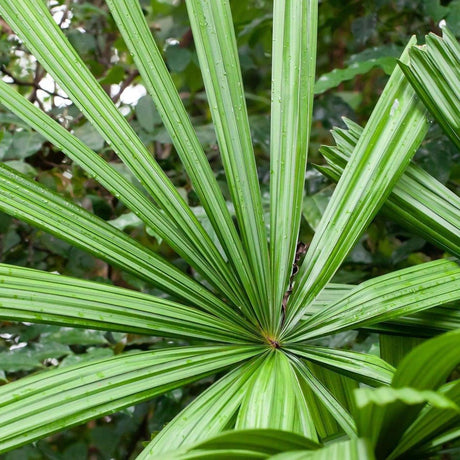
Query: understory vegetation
0,1,459,459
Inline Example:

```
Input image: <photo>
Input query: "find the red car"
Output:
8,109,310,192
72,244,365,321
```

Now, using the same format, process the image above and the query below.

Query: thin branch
0,66,70,100
111,69,140,103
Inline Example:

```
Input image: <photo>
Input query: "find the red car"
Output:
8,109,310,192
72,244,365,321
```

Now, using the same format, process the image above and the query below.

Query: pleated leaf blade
0,346,261,453
284,37,429,332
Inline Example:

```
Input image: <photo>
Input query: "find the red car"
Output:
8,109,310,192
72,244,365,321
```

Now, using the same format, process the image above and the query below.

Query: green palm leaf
269,438,375,460
399,26,460,149
0,346,260,453
319,119,460,257
0,79,243,304
0,265,257,343
289,259,460,341
140,357,266,456
0,0,247,308
105,0,258,316
288,354,357,438
387,380,460,459
0,163,247,324
284,37,429,332
361,330,460,457
304,284,460,338
159,429,320,459
269,0,317,329
235,351,317,439
290,347,395,386
185,0,271,327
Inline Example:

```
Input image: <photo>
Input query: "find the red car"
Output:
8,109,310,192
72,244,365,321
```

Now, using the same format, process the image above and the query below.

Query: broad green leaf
2,131,44,160
162,449,266,459
269,438,375,460
289,259,460,341
0,342,70,373
290,346,395,386
140,357,267,457
0,264,257,343
73,123,105,151
0,1,248,310
399,26,460,149
284,37,429,332
320,119,460,257
314,57,396,94
0,163,246,326
288,354,357,438
161,429,321,459
354,385,459,451
375,330,460,457
0,79,244,301
392,329,460,389
269,0,317,329
387,380,460,459
194,429,320,454
185,0,271,328
303,283,460,338
106,0,258,315
135,96,162,133
379,335,424,367
302,189,333,232
236,351,317,440
0,346,261,453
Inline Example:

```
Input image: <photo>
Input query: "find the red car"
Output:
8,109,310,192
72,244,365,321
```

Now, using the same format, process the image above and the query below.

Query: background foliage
0,0,458,458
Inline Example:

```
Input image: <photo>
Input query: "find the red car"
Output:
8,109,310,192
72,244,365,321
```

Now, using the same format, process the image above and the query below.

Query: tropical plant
156,330,460,459
0,0,458,458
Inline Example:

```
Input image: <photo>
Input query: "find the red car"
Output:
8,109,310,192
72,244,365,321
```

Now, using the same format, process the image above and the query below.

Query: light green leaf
0,264,257,343
289,259,460,341
236,351,317,440
135,95,162,133
2,131,44,160
400,26,460,149
387,380,460,459
372,330,460,457
302,189,332,232
165,45,192,73
0,342,70,373
140,357,266,457
354,385,459,451
106,0,259,316
0,346,260,453
185,0,271,327
193,429,320,454
0,1,247,311
3,160,37,176
269,0,317,329
0,80,239,300
269,438,375,460
284,37,429,332
160,429,320,459
314,57,396,94
73,123,105,151
319,119,460,257
0,163,247,325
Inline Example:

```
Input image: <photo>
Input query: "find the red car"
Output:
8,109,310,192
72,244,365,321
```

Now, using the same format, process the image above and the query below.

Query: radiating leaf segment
0,0,458,456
